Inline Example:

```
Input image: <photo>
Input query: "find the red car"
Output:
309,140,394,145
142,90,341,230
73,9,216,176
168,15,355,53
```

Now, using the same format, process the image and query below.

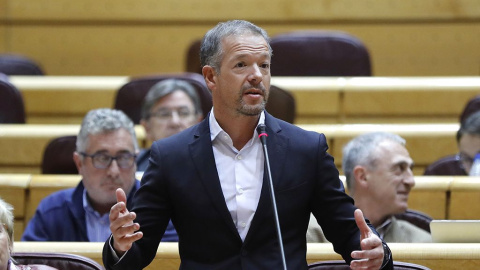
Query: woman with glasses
0,197,58,270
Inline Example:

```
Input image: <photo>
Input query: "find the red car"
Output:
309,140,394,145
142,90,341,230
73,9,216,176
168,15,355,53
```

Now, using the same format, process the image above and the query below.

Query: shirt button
241,222,246,228
238,188,244,194
237,155,242,160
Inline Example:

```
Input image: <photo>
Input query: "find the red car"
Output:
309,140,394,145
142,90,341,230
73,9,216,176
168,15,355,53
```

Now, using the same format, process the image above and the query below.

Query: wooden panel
0,174,30,218
3,23,479,76
302,123,459,173
13,220,24,243
10,76,127,123
25,175,81,224
0,124,146,173
6,0,480,21
13,242,480,270
8,25,211,76
343,77,480,117
408,176,452,219
270,77,341,121
449,177,480,219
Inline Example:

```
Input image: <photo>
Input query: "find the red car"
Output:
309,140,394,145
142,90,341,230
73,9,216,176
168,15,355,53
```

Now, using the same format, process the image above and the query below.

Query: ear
353,165,368,187
202,65,217,92
73,152,83,173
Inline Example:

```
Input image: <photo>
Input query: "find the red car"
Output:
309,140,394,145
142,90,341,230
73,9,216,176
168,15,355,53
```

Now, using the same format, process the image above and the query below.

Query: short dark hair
200,20,272,73
457,110,480,142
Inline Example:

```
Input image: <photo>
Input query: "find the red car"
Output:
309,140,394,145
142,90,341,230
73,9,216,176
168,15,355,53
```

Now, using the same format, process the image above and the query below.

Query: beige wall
1,0,480,76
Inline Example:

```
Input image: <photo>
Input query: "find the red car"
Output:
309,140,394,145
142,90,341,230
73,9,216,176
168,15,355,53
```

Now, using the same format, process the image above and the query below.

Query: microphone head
256,124,267,136
256,124,268,144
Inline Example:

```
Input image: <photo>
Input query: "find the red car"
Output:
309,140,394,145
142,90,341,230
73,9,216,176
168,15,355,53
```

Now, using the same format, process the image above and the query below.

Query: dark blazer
22,180,139,241
103,112,390,270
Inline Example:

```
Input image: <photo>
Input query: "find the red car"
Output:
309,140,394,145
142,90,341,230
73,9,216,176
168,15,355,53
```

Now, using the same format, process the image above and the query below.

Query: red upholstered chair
41,135,78,174
269,30,371,76
12,252,104,270
395,209,433,233
308,260,431,270
0,54,45,75
0,76,26,123
114,73,212,124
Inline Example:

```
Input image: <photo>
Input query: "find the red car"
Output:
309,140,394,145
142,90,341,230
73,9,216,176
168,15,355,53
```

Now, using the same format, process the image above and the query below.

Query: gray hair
457,110,480,142
0,197,14,247
141,79,202,120
200,20,272,73
342,132,406,193
76,108,138,153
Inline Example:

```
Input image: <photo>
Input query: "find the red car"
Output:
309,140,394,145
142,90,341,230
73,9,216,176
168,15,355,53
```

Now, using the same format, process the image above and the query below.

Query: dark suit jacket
103,112,390,270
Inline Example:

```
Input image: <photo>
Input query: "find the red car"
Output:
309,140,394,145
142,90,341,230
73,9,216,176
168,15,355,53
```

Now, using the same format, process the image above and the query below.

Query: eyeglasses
80,152,136,169
149,108,195,121
456,152,474,172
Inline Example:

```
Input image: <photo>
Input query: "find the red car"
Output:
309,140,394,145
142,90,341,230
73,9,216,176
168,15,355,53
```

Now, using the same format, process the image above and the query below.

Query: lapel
244,113,289,245
189,117,241,240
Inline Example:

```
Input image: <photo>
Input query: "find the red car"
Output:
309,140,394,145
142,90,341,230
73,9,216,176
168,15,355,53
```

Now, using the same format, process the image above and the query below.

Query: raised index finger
116,188,127,204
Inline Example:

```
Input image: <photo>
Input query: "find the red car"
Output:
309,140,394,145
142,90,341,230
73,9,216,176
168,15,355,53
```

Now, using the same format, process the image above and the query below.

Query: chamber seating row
13,241,480,270
9,76,480,124
1,174,477,242
0,123,458,174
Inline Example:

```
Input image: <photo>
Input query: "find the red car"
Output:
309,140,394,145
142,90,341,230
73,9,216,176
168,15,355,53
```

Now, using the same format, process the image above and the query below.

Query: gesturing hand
109,188,143,257
350,209,385,270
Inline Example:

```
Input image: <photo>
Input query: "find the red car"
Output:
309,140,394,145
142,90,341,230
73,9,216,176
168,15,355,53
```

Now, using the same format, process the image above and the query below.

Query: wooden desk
13,242,480,270
0,124,146,174
10,76,480,124
449,177,480,220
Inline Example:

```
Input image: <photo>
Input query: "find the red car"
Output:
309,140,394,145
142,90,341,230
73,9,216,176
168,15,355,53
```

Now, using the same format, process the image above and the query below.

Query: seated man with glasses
22,109,146,242
137,79,203,172
424,110,480,176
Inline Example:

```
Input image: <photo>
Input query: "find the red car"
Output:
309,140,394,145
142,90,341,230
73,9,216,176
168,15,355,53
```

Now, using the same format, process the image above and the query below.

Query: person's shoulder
424,154,465,176
395,218,432,242
36,187,76,212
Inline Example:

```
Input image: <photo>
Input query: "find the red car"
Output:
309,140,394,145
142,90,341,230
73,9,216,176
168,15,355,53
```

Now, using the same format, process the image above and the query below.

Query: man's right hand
109,188,143,257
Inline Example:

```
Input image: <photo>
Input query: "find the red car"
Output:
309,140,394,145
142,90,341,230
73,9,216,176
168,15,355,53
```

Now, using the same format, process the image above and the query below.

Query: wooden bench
0,123,458,174
13,242,480,270
449,177,480,220
0,124,146,174
10,76,480,124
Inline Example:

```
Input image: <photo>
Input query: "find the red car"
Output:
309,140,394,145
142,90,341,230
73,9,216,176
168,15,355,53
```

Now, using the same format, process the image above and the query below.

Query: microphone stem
262,143,287,270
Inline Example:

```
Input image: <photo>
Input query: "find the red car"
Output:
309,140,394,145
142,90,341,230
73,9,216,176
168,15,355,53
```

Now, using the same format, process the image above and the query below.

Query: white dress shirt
209,110,265,241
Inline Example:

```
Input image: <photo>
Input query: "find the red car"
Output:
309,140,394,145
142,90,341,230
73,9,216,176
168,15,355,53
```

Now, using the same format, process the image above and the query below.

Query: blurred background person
308,132,432,243
1,197,58,270
20,109,172,241
424,111,480,176
137,79,203,171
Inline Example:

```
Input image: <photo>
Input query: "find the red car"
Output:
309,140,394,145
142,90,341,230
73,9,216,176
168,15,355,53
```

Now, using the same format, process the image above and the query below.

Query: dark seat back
308,260,431,270
185,39,203,75
270,30,371,76
0,54,45,75
12,252,104,270
395,209,433,233
423,155,466,176
41,135,78,174
266,85,296,123
114,73,212,124
0,76,26,123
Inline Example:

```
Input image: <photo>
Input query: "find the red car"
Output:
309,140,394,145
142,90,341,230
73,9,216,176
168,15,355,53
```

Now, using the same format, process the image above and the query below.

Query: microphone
256,124,287,270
